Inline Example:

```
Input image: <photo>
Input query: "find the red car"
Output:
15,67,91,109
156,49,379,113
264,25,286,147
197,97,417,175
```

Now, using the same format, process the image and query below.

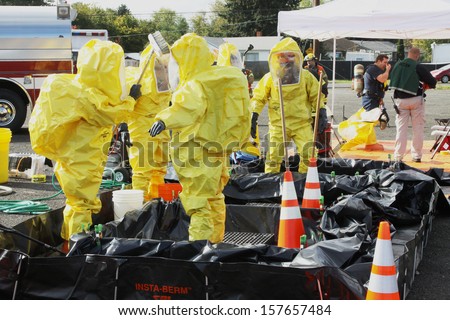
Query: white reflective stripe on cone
306,171,319,182
282,183,298,200
373,239,395,266
280,206,302,220
367,273,398,293
303,188,321,199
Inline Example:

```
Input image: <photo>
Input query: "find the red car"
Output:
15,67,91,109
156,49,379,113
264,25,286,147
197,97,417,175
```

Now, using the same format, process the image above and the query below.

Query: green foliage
411,39,446,62
191,14,210,36
219,0,301,36
0,0,311,50
208,2,229,37
152,9,189,45
72,3,151,52
72,4,189,50
393,39,445,63
117,4,131,16
190,0,229,37
300,0,332,8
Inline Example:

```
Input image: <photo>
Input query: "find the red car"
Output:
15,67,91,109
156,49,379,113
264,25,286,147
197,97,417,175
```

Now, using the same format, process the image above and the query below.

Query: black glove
129,84,142,100
251,112,259,139
149,120,166,137
318,108,328,134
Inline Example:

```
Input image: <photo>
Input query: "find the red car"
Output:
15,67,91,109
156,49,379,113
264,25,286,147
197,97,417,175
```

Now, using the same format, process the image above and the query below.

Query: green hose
0,170,129,214
0,200,51,214
0,174,62,214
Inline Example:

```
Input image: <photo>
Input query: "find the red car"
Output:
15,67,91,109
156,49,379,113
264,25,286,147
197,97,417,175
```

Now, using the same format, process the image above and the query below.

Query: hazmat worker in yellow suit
150,33,251,243
337,107,383,151
125,45,171,201
217,42,260,159
250,38,326,173
29,40,137,242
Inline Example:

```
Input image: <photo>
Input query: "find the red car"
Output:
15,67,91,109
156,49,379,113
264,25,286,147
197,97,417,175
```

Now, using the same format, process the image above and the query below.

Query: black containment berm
1,158,450,299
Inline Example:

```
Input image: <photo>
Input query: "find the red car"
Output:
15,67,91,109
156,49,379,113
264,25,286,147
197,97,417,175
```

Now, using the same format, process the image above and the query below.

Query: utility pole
313,0,320,58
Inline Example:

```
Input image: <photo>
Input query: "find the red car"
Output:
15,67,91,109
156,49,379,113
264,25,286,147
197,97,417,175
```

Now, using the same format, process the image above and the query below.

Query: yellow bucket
0,128,12,184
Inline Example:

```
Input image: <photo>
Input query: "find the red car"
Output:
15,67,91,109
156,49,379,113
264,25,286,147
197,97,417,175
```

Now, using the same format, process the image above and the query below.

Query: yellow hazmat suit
29,40,135,240
125,45,171,200
337,107,380,151
154,33,251,243
251,38,324,173
217,42,243,68
217,42,260,157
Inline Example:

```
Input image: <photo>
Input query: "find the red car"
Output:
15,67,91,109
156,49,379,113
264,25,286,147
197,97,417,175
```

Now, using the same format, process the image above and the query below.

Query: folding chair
430,118,450,159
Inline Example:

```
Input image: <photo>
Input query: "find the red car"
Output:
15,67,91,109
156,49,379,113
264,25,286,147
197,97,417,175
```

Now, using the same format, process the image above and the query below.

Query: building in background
431,43,450,63
322,39,397,61
223,36,281,62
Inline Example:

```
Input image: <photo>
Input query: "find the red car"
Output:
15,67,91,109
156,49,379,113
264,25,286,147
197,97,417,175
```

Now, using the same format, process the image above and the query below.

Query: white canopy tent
277,0,450,113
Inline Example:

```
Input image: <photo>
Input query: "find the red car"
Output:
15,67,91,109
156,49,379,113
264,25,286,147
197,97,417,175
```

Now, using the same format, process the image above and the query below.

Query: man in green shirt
389,47,437,162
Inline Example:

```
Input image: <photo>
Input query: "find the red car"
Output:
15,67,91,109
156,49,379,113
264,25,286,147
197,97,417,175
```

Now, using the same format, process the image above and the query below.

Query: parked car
431,64,450,83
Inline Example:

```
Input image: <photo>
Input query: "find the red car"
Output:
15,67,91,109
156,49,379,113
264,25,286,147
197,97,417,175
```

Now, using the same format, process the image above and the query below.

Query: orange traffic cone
366,221,400,300
277,170,305,248
301,157,322,210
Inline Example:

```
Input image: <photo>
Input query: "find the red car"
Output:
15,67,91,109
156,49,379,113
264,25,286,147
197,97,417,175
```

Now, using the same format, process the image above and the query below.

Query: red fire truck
0,5,75,132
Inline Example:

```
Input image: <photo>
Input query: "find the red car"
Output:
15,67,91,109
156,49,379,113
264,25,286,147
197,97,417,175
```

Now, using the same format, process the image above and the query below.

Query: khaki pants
394,96,425,161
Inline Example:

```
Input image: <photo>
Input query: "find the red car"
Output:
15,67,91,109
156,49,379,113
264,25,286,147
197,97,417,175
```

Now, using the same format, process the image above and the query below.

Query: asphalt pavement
1,83,450,299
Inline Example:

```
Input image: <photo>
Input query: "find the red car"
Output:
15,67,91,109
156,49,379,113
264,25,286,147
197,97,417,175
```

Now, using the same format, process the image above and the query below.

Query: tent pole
331,37,336,124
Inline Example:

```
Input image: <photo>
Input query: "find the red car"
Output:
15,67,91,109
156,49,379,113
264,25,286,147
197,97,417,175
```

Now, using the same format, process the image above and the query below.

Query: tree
190,0,229,37
191,14,210,36
411,40,433,62
299,0,332,8
72,4,114,31
218,0,301,37
206,0,229,37
117,4,131,16
397,39,405,60
72,4,191,51
395,37,450,63
152,9,189,45
72,3,150,52
113,14,147,52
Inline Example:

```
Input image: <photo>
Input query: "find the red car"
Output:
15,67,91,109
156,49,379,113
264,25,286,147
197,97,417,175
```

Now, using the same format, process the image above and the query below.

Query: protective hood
270,37,303,59
29,40,136,161
125,47,171,116
268,37,303,85
217,42,243,69
75,39,128,105
251,37,324,132
170,33,215,85
139,44,170,95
